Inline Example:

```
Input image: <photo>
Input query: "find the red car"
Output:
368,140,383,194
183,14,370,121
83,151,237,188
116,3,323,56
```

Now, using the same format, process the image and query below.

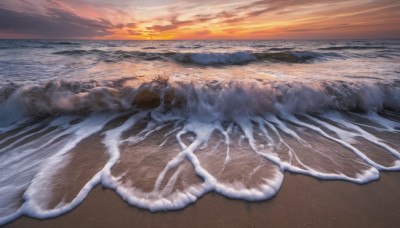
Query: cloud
246,6,279,17
147,24,178,32
147,17,195,32
125,23,137,28
193,30,210,35
127,30,142,36
285,24,351,32
0,6,116,38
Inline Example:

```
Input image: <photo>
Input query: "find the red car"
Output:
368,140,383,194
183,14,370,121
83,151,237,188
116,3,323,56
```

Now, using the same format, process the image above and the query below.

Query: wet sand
4,171,400,228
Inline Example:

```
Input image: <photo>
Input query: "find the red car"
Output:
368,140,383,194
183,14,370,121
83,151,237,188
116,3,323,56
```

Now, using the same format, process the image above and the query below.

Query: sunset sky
0,0,399,40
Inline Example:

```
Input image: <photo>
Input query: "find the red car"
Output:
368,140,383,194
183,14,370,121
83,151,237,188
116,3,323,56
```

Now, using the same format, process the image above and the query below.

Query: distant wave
142,47,157,50
52,49,343,65
46,41,81,45
53,49,100,55
319,46,387,50
176,45,203,49
0,41,80,49
173,52,256,65
268,47,294,51
174,51,342,65
252,44,267,48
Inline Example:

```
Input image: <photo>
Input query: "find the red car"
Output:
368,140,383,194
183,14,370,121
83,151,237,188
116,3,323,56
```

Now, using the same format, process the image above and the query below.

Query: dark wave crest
52,49,342,65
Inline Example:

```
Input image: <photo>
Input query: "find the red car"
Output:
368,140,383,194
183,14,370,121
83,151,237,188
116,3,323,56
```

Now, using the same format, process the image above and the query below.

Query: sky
0,0,399,40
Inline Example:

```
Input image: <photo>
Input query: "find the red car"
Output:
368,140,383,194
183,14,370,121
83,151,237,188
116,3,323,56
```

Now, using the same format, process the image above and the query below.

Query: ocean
0,39,399,224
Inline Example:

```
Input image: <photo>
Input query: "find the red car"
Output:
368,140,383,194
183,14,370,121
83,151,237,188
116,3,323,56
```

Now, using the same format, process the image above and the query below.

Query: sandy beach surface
3,171,400,228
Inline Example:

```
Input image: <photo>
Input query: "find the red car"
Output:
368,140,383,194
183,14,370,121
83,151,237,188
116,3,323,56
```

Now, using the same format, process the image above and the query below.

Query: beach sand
3,171,400,228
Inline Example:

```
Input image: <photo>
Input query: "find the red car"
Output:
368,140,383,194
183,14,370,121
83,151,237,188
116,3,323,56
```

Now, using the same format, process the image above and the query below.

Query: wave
252,44,267,48
53,49,103,56
173,52,256,65
142,47,157,50
45,41,81,46
0,41,81,49
0,44,55,49
174,51,342,65
176,45,203,49
319,46,387,50
268,47,294,51
0,78,399,124
255,51,342,63
52,49,342,65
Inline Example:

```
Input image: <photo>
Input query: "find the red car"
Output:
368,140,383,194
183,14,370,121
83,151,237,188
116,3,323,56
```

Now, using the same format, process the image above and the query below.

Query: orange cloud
0,0,399,39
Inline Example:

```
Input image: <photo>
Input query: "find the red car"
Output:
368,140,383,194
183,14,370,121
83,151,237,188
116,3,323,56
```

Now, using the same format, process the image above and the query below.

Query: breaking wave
0,78,399,123
52,50,343,65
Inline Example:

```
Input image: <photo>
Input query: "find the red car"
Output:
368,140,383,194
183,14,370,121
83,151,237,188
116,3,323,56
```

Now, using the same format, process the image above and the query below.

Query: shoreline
4,171,400,228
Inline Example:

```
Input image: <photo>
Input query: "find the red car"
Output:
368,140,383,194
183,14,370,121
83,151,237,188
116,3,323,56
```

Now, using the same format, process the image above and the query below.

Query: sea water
0,39,399,224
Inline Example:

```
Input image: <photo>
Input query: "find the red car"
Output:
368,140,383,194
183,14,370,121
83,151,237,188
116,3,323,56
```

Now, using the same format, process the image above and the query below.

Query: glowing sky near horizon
0,0,399,39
